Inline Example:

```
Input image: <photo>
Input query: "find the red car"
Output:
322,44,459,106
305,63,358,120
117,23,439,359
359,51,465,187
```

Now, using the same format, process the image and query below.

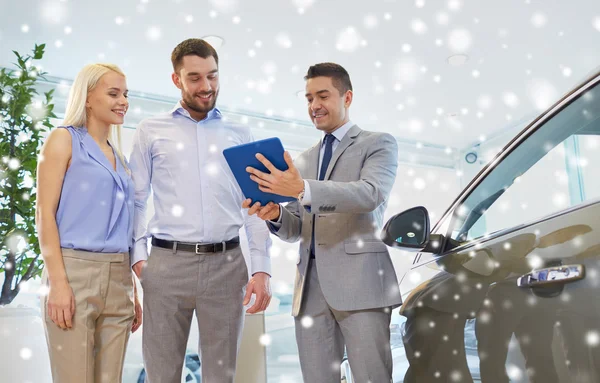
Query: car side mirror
381,206,430,249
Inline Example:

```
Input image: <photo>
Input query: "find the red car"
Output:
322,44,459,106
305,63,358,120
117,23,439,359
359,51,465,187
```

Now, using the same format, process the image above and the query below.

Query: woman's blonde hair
62,63,128,171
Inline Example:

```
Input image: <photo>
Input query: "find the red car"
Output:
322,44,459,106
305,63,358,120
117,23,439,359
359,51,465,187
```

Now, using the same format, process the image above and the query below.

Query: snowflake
301,316,314,328
450,370,462,381
209,0,238,13
507,364,523,379
409,272,422,284
8,158,20,170
436,12,450,26
276,33,292,49
477,95,493,110
259,333,272,346
447,0,462,11
478,311,491,324
413,178,426,190
336,27,362,53
41,1,68,25
146,26,161,41
395,58,421,84
594,16,600,32
292,0,315,9
5,233,27,253
527,78,558,110
171,205,183,217
552,193,567,208
20,348,33,360
38,285,50,297
363,14,378,29
531,12,547,28
503,92,519,108
411,19,428,34
448,28,472,52
285,249,297,261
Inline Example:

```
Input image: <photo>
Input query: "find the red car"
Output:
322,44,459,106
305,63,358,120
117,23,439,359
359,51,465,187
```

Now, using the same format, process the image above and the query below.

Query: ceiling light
447,54,469,66
201,35,225,49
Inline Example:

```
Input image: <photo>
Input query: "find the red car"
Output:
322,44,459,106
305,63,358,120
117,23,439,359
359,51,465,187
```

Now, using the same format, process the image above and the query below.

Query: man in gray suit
243,62,402,382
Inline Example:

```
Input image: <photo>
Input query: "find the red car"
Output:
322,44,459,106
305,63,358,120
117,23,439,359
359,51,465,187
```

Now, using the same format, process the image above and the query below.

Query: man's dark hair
171,38,219,73
304,62,353,95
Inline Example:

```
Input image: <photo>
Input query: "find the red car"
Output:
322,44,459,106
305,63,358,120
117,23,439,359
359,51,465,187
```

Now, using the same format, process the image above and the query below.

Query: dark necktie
311,134,335,258
319,134,335,180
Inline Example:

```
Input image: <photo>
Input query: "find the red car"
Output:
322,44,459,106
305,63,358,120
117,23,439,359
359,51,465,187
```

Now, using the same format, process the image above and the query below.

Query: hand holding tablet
223,138,302,205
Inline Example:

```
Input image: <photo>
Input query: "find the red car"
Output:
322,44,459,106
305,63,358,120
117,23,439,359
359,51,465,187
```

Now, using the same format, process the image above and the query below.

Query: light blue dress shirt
129,103,272,274
56,126,134,253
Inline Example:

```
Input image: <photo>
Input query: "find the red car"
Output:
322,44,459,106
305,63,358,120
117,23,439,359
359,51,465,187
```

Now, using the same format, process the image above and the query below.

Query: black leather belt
151,237,240,254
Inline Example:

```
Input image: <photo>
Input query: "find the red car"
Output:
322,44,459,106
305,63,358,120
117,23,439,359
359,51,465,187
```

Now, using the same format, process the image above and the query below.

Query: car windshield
449,78,600,243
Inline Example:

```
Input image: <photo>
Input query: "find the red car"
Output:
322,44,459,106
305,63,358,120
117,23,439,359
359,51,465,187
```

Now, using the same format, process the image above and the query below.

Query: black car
383,69,600,383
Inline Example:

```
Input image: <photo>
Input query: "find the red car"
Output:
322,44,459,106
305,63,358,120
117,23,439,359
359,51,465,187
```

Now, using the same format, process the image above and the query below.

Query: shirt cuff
300,179,312,206
251,255,272,276
266,206,283,232
131,238,149,267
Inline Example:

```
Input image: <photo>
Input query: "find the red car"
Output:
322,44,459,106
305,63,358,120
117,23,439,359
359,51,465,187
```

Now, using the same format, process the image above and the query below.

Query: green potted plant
0,44,55,305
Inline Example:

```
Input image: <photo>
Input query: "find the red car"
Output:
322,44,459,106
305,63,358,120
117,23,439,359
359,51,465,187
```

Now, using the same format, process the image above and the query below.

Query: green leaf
33,44,45,60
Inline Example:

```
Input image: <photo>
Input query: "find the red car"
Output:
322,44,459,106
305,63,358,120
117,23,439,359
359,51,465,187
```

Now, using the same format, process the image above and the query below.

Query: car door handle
517,264,585,288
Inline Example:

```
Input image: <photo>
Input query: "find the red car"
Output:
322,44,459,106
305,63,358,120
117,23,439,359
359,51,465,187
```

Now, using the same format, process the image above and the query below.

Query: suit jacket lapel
324,124,361,180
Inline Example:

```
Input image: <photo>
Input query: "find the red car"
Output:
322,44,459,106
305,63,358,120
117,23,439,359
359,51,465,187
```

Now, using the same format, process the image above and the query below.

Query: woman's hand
47,280,75,329
132,280,143,333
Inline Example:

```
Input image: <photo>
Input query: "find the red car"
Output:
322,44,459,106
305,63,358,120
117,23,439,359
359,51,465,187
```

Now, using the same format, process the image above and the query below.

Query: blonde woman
36,63,141,382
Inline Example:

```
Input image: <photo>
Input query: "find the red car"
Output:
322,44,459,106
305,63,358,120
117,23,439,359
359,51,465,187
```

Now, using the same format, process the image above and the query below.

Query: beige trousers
41,248,135,383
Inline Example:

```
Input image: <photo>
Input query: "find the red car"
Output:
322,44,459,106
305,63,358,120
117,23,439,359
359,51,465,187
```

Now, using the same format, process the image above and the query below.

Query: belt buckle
195,243,201,254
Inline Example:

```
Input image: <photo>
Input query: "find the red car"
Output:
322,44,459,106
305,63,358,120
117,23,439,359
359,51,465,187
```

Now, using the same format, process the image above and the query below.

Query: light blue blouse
55,126,134,253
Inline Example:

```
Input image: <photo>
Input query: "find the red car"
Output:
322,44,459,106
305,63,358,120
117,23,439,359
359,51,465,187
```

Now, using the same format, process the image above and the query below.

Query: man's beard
182,90,218,114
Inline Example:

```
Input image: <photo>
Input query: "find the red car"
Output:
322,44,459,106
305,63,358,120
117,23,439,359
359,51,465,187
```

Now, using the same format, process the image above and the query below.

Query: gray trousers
295,260,393,383
141,245,248,383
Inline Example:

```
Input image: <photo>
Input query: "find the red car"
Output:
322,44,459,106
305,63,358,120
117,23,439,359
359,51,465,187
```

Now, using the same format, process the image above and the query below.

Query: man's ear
172,72,182,89
344,90,353,108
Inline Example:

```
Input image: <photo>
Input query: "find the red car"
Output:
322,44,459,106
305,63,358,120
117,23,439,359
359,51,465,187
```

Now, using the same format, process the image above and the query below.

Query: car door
394,71,600,383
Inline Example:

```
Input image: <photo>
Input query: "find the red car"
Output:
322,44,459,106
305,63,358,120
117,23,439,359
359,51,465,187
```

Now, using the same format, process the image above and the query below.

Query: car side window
448,80,600,243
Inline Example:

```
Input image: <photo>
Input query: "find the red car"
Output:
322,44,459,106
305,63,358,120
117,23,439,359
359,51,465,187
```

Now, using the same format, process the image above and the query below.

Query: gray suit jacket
270,125,402,316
